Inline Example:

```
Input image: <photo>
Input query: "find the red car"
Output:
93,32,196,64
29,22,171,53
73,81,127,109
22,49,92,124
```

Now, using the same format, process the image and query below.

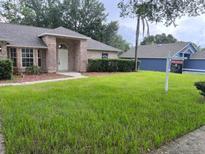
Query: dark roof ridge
0,22,52,30
139,42,189,47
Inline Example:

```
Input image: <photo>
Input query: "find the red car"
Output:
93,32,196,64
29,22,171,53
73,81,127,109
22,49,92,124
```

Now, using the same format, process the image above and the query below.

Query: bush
195,81,205,97
0,59,13,80
88,59,140,72
25,65,41,75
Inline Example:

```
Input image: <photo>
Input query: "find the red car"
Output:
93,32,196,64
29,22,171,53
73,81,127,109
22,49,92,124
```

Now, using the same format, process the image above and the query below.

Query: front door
58,49,69,71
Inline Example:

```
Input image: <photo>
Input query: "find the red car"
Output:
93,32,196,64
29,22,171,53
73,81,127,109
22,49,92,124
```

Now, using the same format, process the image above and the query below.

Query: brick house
0,23,121,73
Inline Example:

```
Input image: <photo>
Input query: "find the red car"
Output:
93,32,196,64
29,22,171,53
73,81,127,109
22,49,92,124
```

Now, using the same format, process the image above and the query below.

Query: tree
62,0,107,40
141,33,177,45
0,0,63,28
0,0,130,51
0,15,6,22
0,0,21,24
118,0,205,71
100,21,130,51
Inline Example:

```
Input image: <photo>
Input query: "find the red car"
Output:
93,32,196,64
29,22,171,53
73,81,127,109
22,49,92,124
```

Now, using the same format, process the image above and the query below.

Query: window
22,48,33,67
7,48,17,66
38,50,41,67
102,53,108,59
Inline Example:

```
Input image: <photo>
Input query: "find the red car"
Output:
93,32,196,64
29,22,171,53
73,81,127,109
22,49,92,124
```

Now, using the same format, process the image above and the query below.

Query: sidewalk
150,126,205,154
0,76,87,87
0,122,4,154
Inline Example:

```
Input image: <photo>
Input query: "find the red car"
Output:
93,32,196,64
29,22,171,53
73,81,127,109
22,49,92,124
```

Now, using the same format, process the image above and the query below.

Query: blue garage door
184,59,205,72
139,58,167,72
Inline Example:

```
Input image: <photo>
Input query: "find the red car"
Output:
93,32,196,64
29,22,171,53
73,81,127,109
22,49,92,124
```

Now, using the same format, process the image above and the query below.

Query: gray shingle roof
87,39,121,52
38,27,89,39
190,50,205,59
120,42,189,59
0,22,48,48
0,22,121,52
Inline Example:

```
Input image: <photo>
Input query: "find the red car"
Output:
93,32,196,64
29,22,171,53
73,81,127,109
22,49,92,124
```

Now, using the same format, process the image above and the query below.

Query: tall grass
0,72,205,153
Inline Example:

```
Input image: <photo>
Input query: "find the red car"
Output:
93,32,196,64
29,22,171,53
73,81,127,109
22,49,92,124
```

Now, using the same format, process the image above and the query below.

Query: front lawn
0,72,205,153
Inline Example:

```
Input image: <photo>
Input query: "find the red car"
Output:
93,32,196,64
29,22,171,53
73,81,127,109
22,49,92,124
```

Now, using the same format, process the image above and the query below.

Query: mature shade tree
1,0,63,28
101,21,130,51
118,0,205,71
62,0,107,40
0,0,130,51
0,0,21,24
0,15,6,22
141,33,177,45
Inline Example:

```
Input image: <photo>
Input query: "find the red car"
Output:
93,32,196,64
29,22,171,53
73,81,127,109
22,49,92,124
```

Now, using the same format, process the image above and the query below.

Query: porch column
75,40,88,72
16,48,22,70
42,36,57,73
33,49,38,66
0,44,7,59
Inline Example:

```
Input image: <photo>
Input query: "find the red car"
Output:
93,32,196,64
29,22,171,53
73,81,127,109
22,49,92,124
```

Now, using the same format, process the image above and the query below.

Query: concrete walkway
57,72,83,77
0,122,4,154
0,73,87,87
150,126,205,154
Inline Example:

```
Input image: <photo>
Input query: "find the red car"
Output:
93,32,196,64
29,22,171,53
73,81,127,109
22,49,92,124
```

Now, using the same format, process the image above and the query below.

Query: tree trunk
134,16,140,71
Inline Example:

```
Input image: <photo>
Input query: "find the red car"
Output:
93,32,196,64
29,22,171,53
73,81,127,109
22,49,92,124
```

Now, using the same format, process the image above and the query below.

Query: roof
87,39,121,52
0,22,48,48
190,50,205,59
0,22,121,52
38,27,89,39
120,42,189,59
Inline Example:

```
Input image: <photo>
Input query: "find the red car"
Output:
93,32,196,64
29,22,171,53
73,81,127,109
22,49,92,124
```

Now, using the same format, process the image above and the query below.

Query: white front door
58,49,69,71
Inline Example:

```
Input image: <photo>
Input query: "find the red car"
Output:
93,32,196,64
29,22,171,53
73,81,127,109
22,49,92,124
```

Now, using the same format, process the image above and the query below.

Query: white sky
100,0,205,47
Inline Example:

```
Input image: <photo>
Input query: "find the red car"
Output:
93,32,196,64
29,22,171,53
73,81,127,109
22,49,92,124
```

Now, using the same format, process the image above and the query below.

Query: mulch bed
0,73,69,84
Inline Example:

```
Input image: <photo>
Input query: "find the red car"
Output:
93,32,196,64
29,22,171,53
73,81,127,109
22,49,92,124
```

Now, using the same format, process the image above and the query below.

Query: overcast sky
100,0,205,47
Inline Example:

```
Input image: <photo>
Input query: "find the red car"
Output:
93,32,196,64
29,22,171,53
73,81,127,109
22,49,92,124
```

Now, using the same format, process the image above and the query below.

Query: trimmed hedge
88,59,140,72
0,59,13,80
195,81,205,97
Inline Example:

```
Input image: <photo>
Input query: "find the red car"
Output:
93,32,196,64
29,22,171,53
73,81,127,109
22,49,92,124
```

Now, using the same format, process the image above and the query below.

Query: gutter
38,33,90,40
7,44,48,49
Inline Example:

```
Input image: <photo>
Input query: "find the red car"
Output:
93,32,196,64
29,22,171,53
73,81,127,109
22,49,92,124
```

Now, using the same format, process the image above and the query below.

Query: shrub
195,81,205,97
25,65,41,75
0,59,13,80
88,59,140,72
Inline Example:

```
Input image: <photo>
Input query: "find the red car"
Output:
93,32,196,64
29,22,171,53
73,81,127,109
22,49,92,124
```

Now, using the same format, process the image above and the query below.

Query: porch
42,35,88,73
0,35,88,73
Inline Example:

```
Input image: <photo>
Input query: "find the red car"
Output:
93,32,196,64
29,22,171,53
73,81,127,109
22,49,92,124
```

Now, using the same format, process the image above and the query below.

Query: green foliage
0,0,130,51
1,72,205,153
141,33,177,45
62,0,107,39
195,81,205,97
118,0,205,26
118,0,205,71
88,59,137,72
109,33,130,51
0,59,13,80
25,65,41,75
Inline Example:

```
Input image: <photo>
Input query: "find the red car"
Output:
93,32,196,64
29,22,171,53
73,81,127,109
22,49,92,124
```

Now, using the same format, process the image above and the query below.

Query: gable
173,43,198,58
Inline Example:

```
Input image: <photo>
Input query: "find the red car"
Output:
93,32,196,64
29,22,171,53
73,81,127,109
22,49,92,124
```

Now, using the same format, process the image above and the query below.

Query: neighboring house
183,50,205,72
120,42,205,72
0,22,120,73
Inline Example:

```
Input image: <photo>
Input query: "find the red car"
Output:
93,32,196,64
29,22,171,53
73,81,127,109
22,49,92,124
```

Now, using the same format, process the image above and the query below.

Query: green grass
0,71,205,154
